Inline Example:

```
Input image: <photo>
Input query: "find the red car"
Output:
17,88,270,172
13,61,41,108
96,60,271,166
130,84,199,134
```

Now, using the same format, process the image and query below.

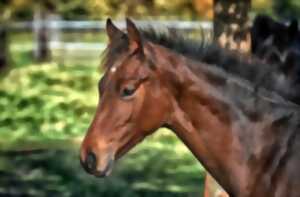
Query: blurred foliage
0,0,12,21
1,0,204,20
0,63,99,145
0,0,299,195
273,0,300,19
1,0,295,21
252,0,274,16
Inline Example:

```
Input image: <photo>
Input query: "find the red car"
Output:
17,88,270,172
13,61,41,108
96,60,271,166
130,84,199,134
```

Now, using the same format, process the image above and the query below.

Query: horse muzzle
80,150,115,178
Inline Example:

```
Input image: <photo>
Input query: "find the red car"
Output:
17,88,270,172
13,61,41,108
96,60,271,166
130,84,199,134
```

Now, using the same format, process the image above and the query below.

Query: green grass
0,59,205,196
0,63,99,145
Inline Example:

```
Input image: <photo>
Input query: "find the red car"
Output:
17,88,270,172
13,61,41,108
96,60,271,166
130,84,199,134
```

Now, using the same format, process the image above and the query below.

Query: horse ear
106,18,125,42
289,19,298,38
126,18,143,53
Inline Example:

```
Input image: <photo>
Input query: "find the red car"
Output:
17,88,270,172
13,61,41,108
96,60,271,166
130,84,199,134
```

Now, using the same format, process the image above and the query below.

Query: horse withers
80,19,300,197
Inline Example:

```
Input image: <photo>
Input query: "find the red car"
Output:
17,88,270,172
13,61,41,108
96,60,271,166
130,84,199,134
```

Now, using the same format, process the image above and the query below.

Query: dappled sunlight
2,1,298,196
0,63,100,146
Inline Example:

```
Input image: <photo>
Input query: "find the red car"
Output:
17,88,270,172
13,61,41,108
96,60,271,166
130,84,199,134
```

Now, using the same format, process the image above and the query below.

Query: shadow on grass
0,134,205,197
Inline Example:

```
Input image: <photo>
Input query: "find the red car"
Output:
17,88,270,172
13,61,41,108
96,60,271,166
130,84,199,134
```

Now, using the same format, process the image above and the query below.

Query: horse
251,14,300,63
205,15,300,197
251,15,300,105
80,19,300,197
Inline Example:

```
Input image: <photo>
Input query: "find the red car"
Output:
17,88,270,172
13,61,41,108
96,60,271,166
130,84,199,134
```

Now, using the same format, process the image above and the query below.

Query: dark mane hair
102,27,299,106
140,28,274,86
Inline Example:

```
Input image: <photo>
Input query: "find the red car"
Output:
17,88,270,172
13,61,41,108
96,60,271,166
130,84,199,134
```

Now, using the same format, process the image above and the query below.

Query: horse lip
93,157,115,178
93,169,111,178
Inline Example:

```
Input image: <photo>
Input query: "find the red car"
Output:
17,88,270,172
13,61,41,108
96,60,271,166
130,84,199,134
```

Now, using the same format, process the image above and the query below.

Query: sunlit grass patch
0,63,100,146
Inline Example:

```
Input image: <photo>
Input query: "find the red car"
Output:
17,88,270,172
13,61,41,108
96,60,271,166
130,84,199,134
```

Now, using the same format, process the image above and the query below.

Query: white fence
10,20,212,31
10,20,213,62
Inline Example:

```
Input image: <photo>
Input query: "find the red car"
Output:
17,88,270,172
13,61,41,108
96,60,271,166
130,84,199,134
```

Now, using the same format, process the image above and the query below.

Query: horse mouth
80,154,115,178
93,160,114,178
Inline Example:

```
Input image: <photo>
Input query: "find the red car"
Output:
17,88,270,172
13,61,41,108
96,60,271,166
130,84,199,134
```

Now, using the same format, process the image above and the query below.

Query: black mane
140,28,282,94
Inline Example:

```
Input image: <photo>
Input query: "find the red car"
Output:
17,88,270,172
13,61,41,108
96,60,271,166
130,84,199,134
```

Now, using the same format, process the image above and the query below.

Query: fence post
0,24,9,71
33,4,50,62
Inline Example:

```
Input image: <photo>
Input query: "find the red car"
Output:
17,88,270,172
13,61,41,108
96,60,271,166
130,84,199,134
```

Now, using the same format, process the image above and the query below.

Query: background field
1,0,299,196
0,32,205,196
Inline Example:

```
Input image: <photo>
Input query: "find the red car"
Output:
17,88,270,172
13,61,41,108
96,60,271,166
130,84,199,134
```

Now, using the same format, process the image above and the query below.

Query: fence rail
9,20,212,31
9,20,213,61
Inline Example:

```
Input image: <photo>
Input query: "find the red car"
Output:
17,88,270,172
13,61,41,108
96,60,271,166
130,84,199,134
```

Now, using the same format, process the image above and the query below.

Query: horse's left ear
289,19,298,38
106,18,125,43
126,18,144,54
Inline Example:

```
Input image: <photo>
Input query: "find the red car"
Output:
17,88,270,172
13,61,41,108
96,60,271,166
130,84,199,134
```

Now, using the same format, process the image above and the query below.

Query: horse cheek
140,84,167,133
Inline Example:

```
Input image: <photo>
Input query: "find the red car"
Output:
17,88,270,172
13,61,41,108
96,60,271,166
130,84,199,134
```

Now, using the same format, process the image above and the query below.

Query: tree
204,1,252,197
0,25,9,71
213,0,251,53
0,0,53,69
33,3,51,62
0,0,12,72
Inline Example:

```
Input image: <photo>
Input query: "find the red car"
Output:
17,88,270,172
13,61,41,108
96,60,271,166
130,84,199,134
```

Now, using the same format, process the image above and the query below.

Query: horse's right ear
106,18,125,42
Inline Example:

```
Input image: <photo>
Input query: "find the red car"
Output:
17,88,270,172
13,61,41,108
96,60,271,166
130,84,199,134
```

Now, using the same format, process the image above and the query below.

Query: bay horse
80,19,300,197
251,15,300,104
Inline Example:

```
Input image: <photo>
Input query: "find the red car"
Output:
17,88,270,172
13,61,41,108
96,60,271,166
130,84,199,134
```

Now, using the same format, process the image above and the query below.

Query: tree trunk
213,0,251,53
204,1,252,197
0,24,9,72
0,6,11,72
33,4,50,62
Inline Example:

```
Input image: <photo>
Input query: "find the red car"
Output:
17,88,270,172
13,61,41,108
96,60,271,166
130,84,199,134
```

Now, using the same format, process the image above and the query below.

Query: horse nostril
86,151,97,172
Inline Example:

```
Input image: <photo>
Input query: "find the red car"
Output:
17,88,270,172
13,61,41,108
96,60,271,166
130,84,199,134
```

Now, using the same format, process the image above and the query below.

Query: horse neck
147,43,296,196
167,61,245,195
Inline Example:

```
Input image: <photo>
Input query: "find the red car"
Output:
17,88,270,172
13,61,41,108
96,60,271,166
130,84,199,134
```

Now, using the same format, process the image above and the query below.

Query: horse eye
121,84,136,98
